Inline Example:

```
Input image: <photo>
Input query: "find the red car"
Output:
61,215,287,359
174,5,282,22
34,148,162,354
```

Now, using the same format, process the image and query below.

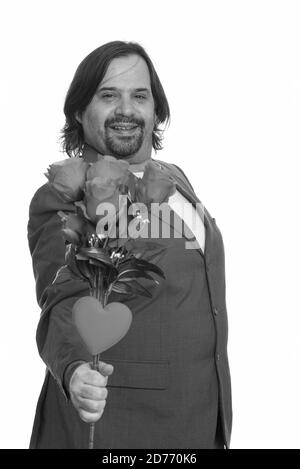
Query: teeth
111,125,137,130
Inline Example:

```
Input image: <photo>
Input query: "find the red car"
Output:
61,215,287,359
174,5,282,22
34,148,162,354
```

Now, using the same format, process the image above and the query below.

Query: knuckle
100,387,108,400
93,412,102,422
92,372,103,386
80,384,92,399
100,376,108,387
78,410,91,423
92,400,101,412
78,407,103,424
84,399,99,413
99,399,107,410
81,410,102,423
83,370,108,388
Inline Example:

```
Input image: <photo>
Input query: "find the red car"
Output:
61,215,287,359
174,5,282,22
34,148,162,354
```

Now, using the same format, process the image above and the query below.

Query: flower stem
103,236,110,249
97,269,104,306
90,267,106,306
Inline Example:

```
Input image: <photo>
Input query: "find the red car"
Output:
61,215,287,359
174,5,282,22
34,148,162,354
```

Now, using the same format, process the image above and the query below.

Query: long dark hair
60,41,170,157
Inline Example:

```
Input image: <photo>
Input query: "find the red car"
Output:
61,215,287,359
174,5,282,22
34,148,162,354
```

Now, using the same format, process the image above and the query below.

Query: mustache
105,117,145,128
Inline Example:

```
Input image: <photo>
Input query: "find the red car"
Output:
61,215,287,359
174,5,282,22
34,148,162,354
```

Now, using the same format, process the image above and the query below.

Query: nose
115,95,135,117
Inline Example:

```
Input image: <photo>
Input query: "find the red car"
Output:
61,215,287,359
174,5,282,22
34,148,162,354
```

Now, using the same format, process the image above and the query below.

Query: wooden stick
88,354,99,449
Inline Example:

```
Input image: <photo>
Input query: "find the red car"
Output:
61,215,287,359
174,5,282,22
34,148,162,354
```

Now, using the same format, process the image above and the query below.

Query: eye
135,95,147,100
102,93,115,99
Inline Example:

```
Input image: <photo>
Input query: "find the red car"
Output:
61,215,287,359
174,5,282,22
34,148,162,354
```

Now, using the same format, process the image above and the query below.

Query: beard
104,125,145,157
104,114,152,158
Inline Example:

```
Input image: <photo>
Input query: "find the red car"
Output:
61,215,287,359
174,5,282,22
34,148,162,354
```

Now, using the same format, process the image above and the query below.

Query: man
28,41,232,449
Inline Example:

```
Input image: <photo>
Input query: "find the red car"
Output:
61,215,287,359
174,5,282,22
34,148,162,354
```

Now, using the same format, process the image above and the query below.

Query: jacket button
216,353,220,361
213,307,219,316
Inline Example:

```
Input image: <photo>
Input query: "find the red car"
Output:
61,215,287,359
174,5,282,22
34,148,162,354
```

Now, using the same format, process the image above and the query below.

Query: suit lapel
151,159,209,258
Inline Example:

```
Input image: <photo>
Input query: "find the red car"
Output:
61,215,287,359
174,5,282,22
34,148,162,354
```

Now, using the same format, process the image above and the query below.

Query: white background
0,0,299,449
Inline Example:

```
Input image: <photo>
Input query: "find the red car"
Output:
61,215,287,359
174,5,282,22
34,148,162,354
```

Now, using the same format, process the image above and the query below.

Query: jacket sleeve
27,183,91,401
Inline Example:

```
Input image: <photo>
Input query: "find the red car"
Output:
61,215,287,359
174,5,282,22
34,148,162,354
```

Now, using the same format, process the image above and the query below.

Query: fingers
76,387,107,424
71,375,108,404
80,384,108,401
79,395,107,413
78,402,106,423
79,409,100,424
83,369,108,387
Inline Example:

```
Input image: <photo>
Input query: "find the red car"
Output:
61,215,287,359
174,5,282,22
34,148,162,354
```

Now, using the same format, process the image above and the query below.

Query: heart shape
72,296,133,356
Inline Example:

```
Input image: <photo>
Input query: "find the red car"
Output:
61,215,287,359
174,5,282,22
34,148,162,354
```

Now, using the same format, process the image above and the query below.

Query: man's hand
69,361,114,423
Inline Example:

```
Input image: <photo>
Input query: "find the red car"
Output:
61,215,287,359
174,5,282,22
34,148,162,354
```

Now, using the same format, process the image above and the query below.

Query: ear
75,111,82,124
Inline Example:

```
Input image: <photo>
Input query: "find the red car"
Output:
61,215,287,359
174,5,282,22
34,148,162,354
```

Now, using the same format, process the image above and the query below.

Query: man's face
77,54,156,162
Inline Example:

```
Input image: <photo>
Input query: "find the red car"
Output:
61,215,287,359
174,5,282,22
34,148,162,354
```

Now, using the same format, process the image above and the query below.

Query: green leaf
76,260,94,286
118,258,165,278
52,265,83,285
111,282,134,295
78,247,114,266
88,258,110,269
65,244,86,279
117,269,155,281
75,252,90,261
121,279,153,298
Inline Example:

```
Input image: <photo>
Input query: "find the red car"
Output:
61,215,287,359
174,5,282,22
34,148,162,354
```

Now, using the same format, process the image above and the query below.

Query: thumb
97,360,114,377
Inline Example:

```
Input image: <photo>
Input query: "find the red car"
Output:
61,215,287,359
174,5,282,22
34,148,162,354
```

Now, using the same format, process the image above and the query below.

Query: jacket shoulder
153,159,196,193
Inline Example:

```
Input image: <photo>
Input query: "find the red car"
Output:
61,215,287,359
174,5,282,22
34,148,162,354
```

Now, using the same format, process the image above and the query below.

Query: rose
45,158,89,202
135,160,176,205
85,176,122,224
84,155,136,237
86,154,131,185
84,155,133,223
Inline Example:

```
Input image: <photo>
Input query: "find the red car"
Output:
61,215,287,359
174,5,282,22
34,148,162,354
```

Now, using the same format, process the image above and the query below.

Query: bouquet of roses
45,154,176,448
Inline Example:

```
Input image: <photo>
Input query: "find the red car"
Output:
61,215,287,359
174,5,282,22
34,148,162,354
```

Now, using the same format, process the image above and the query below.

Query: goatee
105,126,144,157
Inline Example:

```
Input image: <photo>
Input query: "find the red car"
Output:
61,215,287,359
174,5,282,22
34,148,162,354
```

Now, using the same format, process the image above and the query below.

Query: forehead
99,54,151,89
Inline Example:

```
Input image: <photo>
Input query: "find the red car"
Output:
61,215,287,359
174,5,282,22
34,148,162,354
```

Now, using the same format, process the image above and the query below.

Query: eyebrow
98,86,150,94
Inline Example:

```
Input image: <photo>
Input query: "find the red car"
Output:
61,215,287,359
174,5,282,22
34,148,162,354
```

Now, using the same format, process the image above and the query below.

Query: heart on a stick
72,297,133,356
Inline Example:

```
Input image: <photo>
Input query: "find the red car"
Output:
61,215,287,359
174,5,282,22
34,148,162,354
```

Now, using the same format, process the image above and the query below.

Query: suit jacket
27,158,232,449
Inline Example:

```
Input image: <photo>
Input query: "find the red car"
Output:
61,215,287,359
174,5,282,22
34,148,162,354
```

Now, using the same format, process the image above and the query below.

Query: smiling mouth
109,125,139,134
110,124,138,132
